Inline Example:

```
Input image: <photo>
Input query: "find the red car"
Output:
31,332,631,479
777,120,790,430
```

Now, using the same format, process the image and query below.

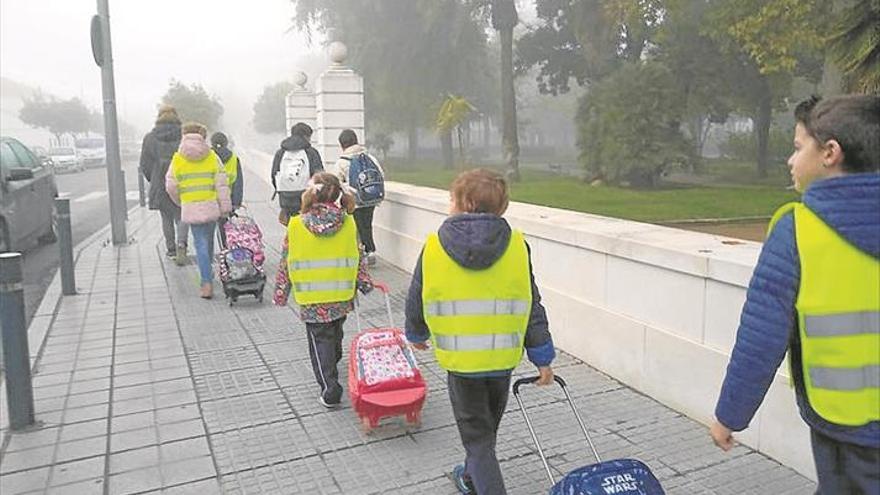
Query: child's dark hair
291,122,313,139
797,95,880,173
338,129,358,149
300,172,356,214
794,95,821,125
450,169,509,215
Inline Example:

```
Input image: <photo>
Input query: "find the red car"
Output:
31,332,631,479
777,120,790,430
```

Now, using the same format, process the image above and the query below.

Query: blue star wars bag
513,376,665,495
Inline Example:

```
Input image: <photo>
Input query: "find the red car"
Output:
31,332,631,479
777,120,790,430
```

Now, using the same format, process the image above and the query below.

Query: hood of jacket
153,121,181,144
437,214,512,270
214,145,233,163
281,134,311,152
803,173,879,259
341,144,366,158
178,134,211,161
300,202,346,237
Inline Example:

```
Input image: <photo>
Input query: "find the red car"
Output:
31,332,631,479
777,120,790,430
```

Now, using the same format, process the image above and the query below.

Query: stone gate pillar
285,71,316,143
316,42,365,167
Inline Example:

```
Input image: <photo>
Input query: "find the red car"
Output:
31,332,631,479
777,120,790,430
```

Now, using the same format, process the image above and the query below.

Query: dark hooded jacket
404,214,555,377
214,145,244,208
716,173,880,448
140,119,182,212
271,134,323,214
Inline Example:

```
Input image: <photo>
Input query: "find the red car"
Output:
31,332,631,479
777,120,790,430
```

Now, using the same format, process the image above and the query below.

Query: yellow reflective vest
287,214,359,305
422,229,532,373
171,151,221,204
770,202,880,426
223,152,239,187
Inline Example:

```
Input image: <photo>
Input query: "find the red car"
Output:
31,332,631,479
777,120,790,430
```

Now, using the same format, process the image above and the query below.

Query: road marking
73,191,107,203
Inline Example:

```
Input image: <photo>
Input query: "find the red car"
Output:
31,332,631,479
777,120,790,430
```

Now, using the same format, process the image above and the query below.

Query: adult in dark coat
140,104,187,257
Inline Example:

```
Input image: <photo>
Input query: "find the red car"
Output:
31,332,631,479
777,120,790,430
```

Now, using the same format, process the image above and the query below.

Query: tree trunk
754,86,773,178
494,0,520,181
457,126,466,163
482,114,491,152
407,125,419,162
440,129,454,169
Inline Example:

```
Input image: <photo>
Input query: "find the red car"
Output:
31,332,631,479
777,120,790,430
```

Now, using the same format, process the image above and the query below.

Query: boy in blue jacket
405,169,555,495
711,95,880,494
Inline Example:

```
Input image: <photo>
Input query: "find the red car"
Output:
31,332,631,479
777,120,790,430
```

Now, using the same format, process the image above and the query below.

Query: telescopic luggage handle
353,281,394,331
513,375,601,485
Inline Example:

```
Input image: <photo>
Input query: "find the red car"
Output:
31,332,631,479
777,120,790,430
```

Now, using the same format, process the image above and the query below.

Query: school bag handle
513,374,601,485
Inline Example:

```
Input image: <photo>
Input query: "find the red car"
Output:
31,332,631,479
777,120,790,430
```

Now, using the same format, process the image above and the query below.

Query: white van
75,136,106,168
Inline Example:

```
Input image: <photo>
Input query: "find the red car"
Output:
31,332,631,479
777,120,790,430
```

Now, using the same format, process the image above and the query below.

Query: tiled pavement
0,165,816,494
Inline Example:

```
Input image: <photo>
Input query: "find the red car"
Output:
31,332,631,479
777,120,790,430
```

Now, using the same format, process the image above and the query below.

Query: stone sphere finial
329,41,348,65
293,71,307,90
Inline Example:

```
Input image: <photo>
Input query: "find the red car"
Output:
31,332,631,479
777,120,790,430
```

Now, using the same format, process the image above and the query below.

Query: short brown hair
450,168,509,215
300,172,356,214
181,121,207,138
803,95,880,173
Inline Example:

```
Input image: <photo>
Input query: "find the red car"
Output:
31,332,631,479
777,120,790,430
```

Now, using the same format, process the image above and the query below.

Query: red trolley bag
348,282,427,433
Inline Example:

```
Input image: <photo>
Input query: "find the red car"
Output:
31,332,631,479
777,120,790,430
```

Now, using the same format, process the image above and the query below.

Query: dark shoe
318,395,341,409
175,244,188,266
165,249,176,258
452,464,476,495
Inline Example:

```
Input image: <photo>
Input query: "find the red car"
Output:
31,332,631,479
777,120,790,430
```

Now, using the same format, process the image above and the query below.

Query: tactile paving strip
200,390,295,434
181,331,253,353
188,346,265,375
193,367,276,400
220,455,341,495
210,419,317,474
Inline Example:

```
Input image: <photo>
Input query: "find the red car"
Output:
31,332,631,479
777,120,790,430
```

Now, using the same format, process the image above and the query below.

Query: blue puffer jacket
715,173,880,448
404,213,555,377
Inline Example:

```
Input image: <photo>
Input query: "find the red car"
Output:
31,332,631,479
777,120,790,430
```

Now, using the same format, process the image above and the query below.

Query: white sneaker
318,395,340,409
367,252,377,266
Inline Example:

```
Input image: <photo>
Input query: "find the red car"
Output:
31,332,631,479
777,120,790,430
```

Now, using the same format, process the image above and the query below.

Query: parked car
0,137,58,252
31,145,54,168
75,136,106,168
49,146,83,173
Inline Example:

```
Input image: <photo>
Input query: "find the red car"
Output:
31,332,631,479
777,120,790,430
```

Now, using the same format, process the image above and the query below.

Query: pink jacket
165,133,232,224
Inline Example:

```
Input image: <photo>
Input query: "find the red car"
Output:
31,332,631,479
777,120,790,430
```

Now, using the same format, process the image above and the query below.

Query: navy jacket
715,173,880,448
404,213,555,377
214,146,244,208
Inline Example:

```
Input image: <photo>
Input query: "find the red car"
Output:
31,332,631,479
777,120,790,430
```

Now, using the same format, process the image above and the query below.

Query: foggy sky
0,0,325,135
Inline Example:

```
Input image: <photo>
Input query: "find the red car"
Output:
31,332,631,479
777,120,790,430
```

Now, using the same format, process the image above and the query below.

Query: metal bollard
137,167,146,207
0,252,36,430
56,198,76,295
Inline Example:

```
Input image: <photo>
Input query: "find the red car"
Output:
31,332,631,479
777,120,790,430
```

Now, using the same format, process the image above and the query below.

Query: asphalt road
19,160,141,326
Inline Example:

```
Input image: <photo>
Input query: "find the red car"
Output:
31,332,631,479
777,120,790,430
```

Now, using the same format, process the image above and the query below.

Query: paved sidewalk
1,166,815,494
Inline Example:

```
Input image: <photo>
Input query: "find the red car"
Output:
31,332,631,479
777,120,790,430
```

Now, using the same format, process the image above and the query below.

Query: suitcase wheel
406,411,421,430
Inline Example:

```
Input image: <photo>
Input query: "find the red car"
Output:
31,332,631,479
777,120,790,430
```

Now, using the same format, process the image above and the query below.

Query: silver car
0,137,58,252
49,146,83,173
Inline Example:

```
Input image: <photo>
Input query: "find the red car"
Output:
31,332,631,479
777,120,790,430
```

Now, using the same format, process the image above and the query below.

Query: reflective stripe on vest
780,202,880,426
426,299,530,317
804,311,880,338
422,230,532,373
810,365,880,392
434,333,521,352
224,153,239,186
287,214,359,305
291,257,358,270
171,151,220,204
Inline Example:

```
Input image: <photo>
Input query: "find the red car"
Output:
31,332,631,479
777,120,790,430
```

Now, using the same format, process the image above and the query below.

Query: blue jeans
812,429,880,495
190,222,216,284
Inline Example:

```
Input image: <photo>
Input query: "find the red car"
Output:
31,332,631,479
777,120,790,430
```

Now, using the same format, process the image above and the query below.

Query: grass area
697,158,791,187
385,160,798,222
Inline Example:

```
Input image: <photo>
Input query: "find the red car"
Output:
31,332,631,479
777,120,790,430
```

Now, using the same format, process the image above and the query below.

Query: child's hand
410,341,430,351
536,366,554,385
710,421,735,451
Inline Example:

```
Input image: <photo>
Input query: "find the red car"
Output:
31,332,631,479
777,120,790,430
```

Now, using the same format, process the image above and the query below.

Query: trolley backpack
216,209,267,306
274,149,310,210
513,376,665,495
345,153,384,207
348,283,426,432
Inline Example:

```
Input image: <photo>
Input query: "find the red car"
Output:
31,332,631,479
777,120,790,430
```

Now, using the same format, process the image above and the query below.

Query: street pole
93,0,127,245
0,253,35,430
56,198,76,296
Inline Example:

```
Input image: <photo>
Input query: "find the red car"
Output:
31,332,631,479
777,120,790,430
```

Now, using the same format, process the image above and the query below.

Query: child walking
404,169,555,495
711,95,879,494
274,172,373,407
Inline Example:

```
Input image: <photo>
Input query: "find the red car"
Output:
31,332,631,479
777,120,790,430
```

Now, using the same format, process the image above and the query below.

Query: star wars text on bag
599,473,640,493
275,149,310,209
347,153,384,207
